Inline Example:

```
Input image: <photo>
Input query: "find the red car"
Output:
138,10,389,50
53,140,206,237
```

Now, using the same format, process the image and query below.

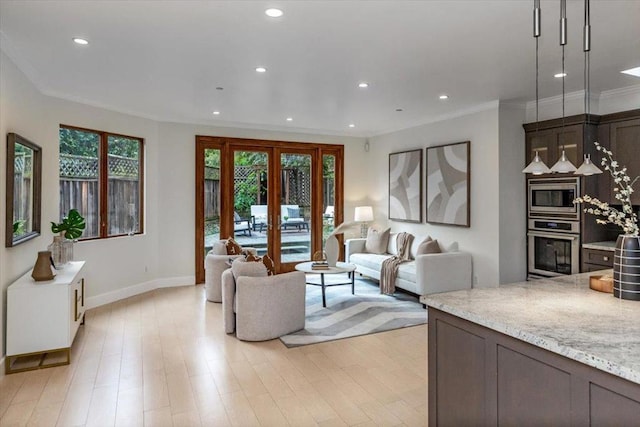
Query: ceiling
1,1,639,137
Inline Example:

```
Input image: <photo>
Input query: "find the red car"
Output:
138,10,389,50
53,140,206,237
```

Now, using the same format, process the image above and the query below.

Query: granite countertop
424,271,640,385
582,240,617,251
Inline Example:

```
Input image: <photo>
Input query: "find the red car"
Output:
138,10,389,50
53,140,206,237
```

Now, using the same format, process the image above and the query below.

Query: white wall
498,103,527,284
367,104,506,287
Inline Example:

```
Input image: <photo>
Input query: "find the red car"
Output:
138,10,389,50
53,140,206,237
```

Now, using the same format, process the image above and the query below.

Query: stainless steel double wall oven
527,177,581,277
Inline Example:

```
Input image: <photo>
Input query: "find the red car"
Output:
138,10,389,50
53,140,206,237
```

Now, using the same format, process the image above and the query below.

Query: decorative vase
32,251,55,281
613,234,640,301
48,235,73,268
325,235,339,267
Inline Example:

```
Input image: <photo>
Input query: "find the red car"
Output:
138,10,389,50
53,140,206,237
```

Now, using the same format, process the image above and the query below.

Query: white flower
574,141,638,236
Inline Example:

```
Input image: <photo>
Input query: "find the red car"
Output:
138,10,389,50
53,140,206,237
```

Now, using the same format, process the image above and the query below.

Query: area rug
279,276,427,347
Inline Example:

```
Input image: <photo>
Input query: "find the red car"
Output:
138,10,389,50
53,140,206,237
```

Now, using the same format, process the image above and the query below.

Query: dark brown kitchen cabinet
594,110,640,205
524,123,583,173
582,247,614,272
428,308,640,426
523,114,601,177
609,118,640,204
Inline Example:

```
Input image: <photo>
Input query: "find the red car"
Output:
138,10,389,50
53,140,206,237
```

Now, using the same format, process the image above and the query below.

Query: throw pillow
286,207,300,219
225,237,242,255
417,238,441,255
231,257,268,280
365,227,391,254
209,240,227,255
245,253,276,276
443,241,459,252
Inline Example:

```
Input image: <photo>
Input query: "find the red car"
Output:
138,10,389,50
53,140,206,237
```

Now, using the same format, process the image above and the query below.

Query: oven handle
527,231,579,240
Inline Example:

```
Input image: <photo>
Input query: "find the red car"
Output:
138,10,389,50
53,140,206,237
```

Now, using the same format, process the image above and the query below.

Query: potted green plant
49,209,86,268
51,209,86,239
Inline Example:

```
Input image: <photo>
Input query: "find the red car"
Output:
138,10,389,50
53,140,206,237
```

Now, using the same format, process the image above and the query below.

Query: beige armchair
221,265,306,341
204,240,255,303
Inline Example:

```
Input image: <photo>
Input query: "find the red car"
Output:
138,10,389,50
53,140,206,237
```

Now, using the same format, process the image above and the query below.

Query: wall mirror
6,133,42,247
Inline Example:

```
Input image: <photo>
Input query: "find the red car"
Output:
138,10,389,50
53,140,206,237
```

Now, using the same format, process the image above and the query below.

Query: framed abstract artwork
389,149,422,222
426,141,470,227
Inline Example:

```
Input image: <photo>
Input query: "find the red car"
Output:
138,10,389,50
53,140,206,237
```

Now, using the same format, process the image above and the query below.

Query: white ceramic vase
325,235,339,267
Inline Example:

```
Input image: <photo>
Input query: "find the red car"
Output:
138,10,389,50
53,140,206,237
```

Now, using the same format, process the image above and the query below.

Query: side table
295,261,356,307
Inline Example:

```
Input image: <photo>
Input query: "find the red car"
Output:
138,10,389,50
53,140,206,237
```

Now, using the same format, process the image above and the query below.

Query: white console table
5,261,86,374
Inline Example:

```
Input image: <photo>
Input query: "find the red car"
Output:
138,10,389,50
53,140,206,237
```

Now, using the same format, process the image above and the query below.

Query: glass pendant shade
523,151,551,175
550,149,577,173
575,154,602,175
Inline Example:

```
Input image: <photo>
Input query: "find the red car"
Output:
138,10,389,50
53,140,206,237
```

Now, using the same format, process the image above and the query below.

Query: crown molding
371,100,500,138
599,84,640,100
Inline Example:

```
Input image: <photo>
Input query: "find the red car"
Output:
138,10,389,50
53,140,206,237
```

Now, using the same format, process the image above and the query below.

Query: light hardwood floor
1,284,427,427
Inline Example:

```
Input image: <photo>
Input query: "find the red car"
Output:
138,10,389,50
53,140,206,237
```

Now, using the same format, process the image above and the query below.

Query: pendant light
574,0,602,176
523,0,551,175
551,0,578,173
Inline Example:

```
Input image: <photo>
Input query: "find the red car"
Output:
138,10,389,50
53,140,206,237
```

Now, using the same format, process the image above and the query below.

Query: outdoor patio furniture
250,205,268,231
234,211,252,236
250,204,309,232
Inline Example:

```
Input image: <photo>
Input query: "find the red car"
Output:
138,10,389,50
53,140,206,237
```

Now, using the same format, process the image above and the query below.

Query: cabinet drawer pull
603,256,609,262
81,279,85,307
74,289,81,322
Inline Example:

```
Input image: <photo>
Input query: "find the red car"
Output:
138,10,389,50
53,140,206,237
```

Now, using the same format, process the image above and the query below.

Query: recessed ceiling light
348,124,355,128
212,111,220,115
286,117,293,121
621,66,640,77
358,82,369,88
72,38,89,45
554,72,567,78
255,67,267,73
265,8,284,18
439,94,449,100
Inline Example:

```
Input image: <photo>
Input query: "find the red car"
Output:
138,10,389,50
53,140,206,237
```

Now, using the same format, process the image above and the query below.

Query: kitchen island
423,271,640,426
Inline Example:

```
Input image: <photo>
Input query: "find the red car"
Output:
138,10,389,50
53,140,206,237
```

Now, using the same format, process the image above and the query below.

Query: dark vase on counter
613,234,640,301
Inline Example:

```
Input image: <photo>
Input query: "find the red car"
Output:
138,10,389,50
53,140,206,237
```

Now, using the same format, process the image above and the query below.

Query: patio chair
234,211,252,236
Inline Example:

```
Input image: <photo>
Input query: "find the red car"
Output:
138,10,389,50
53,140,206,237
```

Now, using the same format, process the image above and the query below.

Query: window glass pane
323,154,336,243
13,143,34,239
233,151,267,250
280,153,311,262
204,148,221,257
59,127,100,239
107,135,141,236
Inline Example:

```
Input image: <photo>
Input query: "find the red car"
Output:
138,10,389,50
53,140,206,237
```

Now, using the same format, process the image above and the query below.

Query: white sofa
345,233,472,300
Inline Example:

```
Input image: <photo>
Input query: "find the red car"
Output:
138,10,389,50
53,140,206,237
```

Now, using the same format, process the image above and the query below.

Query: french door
195,137,343,282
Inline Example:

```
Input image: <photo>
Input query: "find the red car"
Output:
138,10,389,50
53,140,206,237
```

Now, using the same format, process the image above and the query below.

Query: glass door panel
203,148,221,259
233,150,269,256
322,154,336,243
278,152,312,267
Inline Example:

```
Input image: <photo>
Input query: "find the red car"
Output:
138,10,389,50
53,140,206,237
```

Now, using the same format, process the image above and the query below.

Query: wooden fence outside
59,154,140,238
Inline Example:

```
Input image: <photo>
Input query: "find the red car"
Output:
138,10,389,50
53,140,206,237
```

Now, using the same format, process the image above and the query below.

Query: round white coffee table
295,261,357,308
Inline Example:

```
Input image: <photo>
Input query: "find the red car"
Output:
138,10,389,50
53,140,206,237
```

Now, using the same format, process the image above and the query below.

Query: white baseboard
85,276,196,309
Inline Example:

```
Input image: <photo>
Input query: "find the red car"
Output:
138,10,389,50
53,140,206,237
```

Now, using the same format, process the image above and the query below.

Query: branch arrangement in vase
573,141,639,236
